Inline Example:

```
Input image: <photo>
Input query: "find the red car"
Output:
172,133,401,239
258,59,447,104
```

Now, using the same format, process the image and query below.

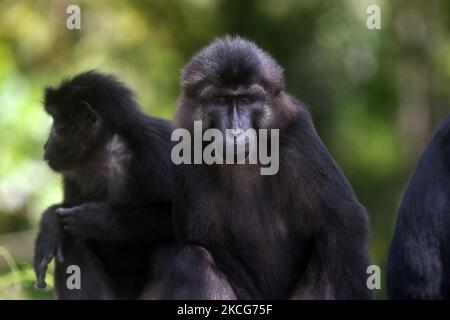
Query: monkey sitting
34,71,174,299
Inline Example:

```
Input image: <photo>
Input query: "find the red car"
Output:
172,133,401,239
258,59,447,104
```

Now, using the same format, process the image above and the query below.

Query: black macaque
156,36,373,300
388,115,450,299
34,71,174,299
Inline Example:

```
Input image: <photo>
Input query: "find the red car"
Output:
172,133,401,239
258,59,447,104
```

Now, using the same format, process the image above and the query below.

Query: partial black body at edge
388,114,450,300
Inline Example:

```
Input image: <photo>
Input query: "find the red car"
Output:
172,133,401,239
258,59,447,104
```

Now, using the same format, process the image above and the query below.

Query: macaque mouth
229,128,243,137
225,132,252,158
46,159,65,172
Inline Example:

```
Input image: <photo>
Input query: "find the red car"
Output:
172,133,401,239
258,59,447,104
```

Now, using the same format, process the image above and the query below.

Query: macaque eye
214,97,228,105
239,96,253,105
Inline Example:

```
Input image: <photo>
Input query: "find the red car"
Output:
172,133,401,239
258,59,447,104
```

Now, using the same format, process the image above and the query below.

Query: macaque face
199,84,268,149
43,101,103,172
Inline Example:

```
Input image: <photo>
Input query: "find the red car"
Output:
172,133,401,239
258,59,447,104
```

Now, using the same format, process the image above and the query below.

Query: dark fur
34,71,174,299
167,36,372,299
388,115,450,299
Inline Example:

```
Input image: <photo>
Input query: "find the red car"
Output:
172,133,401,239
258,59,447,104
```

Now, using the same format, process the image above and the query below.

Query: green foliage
0,246,54,299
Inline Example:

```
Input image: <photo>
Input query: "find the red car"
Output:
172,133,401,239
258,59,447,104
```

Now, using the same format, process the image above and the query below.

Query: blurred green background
0,0,449,299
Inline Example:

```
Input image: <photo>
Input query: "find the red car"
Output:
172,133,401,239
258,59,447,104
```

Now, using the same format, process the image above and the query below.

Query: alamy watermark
66,5,81,30
366,264,381,290
66,265,81,290
171,121,280,175
366,4,381,30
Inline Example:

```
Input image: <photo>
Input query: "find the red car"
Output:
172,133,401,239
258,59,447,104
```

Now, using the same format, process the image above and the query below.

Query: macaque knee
144,245,236,300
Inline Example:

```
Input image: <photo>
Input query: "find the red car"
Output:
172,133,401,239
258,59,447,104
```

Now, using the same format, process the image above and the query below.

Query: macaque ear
79,101,99,123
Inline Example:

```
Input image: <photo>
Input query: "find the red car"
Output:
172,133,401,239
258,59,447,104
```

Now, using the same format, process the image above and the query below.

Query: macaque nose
230,108,240,131
230,107,250,132
43,141,48,150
